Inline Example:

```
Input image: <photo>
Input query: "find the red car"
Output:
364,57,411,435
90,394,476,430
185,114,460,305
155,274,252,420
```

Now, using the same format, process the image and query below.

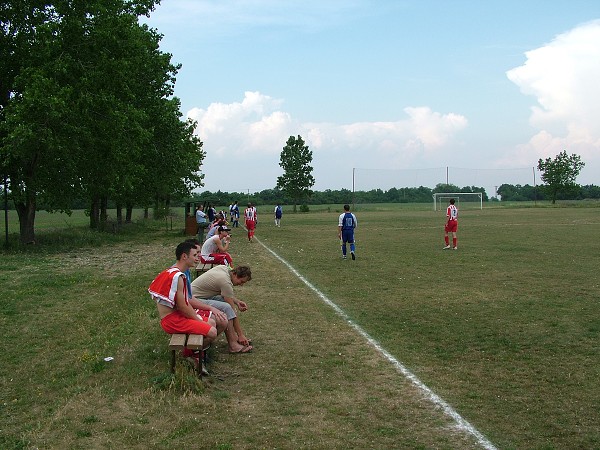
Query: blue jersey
339,212,356,230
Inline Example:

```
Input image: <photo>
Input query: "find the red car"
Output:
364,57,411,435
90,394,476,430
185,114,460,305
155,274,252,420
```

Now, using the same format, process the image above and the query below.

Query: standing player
338,204,357,260
244,202,258,242
274,203,283,227
231,201,240,228
443,198,458,250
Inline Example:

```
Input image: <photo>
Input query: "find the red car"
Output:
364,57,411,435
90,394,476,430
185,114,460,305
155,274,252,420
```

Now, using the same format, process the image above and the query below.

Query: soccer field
255,204,600,448
1,203,599,448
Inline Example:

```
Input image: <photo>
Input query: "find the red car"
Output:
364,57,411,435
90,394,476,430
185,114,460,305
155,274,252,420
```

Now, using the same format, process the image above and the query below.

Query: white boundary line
257,238,498,450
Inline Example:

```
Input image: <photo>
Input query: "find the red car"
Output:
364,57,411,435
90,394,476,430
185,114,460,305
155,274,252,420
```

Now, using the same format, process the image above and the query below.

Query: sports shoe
201,362,210,376
443,245,451,249
342,255,347,259
453,246,458,250
351,252,356,260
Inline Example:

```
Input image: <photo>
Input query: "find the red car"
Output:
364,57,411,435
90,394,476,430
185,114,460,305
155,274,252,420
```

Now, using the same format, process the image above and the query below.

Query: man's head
343,204,350,211
175,241,199,267
185,238,202,252
231,265,252,285
449,198,455,205
218,225,231,237
247,202,252,208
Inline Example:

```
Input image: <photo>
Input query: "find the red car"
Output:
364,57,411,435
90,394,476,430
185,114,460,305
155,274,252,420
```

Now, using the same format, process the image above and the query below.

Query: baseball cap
218,225,232,232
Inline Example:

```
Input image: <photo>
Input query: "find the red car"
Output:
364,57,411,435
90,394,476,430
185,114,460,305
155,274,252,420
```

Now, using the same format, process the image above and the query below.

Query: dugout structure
433,192,483,211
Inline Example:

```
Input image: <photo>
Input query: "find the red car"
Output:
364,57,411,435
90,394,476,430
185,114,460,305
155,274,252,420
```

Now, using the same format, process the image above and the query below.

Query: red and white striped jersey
244,207,257,222
446,204,458,221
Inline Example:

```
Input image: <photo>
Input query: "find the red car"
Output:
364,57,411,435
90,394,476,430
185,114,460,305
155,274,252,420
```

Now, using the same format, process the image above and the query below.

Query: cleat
342,255,347,259
453,246,458,250
351,252,356,260
201,362,210,376
443,245,451,249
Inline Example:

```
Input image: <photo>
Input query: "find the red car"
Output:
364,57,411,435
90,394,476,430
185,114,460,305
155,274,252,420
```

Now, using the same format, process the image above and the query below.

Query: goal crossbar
433,192,482,211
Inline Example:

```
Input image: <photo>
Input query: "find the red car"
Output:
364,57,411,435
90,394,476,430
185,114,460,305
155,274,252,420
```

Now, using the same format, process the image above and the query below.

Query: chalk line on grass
258,239,498,450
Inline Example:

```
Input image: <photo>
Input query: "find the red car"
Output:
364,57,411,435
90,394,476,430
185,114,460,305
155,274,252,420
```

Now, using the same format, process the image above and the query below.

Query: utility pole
4,174,9,249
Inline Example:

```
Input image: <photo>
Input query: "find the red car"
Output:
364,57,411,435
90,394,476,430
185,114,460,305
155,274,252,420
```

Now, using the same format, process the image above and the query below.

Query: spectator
192,265,254,353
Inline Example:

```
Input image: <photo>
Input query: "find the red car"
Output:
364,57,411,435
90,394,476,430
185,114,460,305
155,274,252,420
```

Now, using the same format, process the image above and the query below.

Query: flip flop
229,345,253,354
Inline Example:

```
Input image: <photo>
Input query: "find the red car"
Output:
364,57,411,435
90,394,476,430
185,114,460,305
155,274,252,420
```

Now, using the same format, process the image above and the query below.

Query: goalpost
433,192,483,211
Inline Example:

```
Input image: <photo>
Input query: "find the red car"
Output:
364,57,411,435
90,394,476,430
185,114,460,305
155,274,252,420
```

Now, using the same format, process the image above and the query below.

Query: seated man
148,241,218,367
200,225,233,267
204,219,226,241
182,239,228,337
192,265,253,353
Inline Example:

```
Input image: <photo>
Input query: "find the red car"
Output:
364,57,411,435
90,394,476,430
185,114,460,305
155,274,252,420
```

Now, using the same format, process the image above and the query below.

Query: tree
276,135,315,212
0,0,200,242
537,151,585,204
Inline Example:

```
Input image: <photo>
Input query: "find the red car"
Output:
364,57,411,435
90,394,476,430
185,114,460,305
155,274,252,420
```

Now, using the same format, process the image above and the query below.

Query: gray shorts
201,296,236,320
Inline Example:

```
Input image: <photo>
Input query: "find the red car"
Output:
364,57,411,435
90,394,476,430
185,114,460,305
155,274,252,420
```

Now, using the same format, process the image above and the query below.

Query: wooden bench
169,333,205,378
195,262,216,277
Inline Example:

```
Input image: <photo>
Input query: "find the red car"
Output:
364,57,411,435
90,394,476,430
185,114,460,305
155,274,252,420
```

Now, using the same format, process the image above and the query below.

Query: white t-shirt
201,235,221,257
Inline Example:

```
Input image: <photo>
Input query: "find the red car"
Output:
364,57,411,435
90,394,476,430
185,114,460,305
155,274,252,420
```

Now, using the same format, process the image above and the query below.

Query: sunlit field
1,202,599,449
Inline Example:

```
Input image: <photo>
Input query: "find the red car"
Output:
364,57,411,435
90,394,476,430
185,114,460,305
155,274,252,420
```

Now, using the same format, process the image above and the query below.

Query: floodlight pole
352,168,355,209
533,166,537,206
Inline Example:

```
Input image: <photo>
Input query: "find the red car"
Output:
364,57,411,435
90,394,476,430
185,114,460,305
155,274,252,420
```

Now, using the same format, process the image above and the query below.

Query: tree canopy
537,151,585,204
1,0,203,243
276,135,315,211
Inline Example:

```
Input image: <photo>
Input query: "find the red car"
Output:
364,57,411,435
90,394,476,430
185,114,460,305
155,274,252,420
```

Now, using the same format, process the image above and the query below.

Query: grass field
1,203,599,449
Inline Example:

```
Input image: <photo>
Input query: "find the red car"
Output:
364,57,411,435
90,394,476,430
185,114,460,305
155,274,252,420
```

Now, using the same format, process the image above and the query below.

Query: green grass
1,203,599,449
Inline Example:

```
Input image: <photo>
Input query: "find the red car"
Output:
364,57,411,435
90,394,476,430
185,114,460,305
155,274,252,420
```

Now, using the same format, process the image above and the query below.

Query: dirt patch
49,241,174,277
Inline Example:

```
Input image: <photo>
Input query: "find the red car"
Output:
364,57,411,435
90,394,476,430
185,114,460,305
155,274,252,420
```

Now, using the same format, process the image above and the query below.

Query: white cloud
187,92,469,191
188,92,468,167
505,20,600,174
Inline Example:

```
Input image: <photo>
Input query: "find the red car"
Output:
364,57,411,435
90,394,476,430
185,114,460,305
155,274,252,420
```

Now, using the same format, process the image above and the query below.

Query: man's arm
223,295,248,312
189,297,228,322
215,235,230,252
174,278,203,321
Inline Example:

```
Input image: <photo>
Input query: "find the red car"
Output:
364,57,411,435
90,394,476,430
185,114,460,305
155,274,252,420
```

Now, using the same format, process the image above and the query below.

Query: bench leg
170,349,176,374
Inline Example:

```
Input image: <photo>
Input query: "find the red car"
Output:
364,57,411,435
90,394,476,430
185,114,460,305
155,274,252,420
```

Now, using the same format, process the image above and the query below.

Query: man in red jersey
443,198,458,250
244,202,258,242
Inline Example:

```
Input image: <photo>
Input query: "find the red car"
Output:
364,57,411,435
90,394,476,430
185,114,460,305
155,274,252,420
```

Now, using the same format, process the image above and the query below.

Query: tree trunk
99,196,108,230
14,197,36,244
116,203,122,225
125,203,133,223
90,198,100,229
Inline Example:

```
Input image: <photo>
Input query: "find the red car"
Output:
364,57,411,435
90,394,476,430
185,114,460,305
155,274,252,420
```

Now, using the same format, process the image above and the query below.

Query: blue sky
144,0,600,196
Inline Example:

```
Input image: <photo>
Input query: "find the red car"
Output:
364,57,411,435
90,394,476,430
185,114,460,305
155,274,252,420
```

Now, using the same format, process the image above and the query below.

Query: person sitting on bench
148,241,218,358
200,225,234,268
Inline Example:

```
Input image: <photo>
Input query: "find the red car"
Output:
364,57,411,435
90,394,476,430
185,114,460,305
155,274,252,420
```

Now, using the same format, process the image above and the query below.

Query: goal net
433,192,483,211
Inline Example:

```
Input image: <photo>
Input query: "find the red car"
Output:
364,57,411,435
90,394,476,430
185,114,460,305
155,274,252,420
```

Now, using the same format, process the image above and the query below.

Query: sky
143,0,600,196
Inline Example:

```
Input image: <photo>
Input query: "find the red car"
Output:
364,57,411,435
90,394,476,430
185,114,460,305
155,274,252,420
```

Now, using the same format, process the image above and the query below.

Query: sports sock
453,237,457,247
445,236,449,245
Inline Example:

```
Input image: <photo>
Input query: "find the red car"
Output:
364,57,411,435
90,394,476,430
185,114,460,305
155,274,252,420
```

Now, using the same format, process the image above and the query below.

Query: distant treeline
4,183,600,212
497,183,600,201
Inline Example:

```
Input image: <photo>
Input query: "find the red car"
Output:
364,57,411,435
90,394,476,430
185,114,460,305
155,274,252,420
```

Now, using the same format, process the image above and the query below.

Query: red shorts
445,220,458,233
160,309,213,336
200,253,232,266
245,220,256,231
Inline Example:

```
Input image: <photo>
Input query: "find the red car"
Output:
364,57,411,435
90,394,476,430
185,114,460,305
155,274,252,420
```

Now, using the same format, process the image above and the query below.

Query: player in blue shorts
338,204,357,260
